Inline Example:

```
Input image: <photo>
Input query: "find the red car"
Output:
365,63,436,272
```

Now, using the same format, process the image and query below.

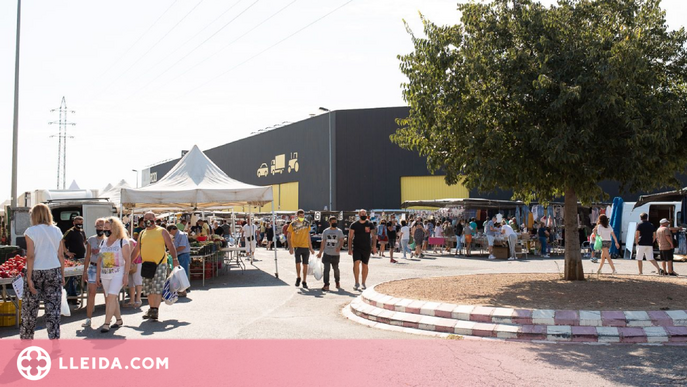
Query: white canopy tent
121,145,278,277
99,179,132,208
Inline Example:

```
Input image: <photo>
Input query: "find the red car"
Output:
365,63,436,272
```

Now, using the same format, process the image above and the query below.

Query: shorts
352,250,371,265
601,241,612,249
388,238,396,248
660,249,674,262
465,235,472,243
128,263,143,287
87,264,98,284
294,247,310,264
100,271,124,296
142,262,169,295
636,245,655,261
487,235,495,246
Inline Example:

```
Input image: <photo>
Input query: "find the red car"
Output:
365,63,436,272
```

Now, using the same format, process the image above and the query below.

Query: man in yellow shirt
130,212,178,321
287,209,315,289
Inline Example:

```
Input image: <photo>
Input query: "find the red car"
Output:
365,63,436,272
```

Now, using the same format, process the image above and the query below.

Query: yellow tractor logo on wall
288,152,299,173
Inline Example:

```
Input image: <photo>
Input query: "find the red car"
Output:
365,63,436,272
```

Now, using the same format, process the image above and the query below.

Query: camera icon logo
17,346,51,381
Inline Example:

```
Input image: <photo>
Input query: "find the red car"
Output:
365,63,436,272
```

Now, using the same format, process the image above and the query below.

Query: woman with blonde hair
81,218,106,328
96,217,131,332
21,203,65,339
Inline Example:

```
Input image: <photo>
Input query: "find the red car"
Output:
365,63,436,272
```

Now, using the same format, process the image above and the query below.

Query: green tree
392,0,687,280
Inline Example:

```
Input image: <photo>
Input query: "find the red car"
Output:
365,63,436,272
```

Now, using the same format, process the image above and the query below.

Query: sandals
123,302,135,308
134,301,142,308
111,319,124,329
100,323,110,333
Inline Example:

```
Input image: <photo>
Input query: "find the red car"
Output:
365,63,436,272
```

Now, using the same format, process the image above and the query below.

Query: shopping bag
313,257,324,281
307,255,315,276
593,235,603,251
169,266,190,293
60,288,71,317
162,278,178,306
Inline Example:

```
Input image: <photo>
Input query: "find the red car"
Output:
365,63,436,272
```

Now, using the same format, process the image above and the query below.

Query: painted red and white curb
343,282,687,345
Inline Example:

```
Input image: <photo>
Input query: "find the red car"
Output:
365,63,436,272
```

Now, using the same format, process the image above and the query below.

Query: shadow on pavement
525,343,687,386
129,319,190,336
187,265,289,291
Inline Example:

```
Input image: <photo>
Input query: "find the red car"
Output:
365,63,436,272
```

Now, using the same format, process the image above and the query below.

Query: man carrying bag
130,212,178,322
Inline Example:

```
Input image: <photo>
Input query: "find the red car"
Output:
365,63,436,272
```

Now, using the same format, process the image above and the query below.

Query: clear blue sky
0,0,684,198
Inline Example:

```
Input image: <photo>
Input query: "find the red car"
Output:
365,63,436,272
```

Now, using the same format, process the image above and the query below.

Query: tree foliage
393,0,687,204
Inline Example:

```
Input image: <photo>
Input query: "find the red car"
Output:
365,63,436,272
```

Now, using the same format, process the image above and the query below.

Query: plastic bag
162,278,178,306
593,235,603,251
307,255,315,276
169,266,190,293
312,257,324,281
60,288,71,317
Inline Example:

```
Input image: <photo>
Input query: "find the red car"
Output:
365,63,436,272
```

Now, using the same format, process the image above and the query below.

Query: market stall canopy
100,183,113,195
633,188,686,209
402,198,524,209
99,179,131,207
121,145,273,210
68,180,80,190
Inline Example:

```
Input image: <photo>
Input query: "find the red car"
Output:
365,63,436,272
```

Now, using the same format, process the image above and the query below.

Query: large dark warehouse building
145,106,686,212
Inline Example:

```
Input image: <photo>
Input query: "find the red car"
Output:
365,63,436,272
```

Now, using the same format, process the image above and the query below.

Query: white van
619,201,681,246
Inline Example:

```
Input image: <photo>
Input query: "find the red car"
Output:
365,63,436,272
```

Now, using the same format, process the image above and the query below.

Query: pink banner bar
0,339,483,386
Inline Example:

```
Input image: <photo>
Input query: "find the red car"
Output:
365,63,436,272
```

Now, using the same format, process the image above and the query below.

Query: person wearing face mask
317,216,345,291
62,215,86,305
81,218,107,328
130,212,178,322
95,217,131,333
348,209,378,290
287,209,315,289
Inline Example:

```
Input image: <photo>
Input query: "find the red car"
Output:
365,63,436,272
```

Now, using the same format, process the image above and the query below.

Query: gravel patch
376,274,687,310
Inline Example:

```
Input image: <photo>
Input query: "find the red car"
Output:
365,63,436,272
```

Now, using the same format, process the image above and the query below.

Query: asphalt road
2,248,686,386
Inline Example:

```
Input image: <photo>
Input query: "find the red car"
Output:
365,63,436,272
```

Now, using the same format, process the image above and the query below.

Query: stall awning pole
249,205,254,265
272,201,278,278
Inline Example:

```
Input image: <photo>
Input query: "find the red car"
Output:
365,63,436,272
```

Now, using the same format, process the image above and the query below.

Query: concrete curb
342,280,687,345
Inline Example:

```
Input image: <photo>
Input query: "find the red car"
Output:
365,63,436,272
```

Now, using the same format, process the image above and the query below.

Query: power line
130,0,243,84
168,0,298,85
102,0,205,93
96,0,179,79
129,0,260,98
185,0,354,95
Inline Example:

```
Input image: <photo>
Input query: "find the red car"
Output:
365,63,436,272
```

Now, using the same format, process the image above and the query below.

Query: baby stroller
581,241,599,263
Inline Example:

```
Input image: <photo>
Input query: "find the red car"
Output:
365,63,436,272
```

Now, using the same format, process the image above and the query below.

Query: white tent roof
99,179,132,206
121,145,273,210
101,183,113,195
68,180,80,190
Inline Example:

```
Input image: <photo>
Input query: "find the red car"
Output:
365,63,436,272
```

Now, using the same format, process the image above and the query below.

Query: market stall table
221,246,247,273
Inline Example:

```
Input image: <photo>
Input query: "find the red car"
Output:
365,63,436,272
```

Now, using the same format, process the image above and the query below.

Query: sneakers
81,318,91,328
302,282,308,289
354,283,360,290
142,309,152,320
335,281,341,289
488,256,496,260
390,258,398,264
507,257,516,261
295,278,301,287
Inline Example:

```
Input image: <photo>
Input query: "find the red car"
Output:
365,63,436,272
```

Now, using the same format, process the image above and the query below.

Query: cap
660,218,670,225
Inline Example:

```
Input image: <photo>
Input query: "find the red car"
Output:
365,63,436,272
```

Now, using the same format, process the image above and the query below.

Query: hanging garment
679,233,687,255
528,213,534,229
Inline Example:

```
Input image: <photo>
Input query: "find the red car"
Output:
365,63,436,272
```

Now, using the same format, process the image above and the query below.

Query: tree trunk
563,187,585,280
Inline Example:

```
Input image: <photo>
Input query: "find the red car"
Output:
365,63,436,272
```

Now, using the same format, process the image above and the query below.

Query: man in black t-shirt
63,216,86,259
634,212,663,275
63,215,86,303
387,219,399,263
348,209,377,290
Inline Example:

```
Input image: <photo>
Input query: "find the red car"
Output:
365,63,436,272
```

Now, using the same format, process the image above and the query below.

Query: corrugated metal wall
400,176,469,203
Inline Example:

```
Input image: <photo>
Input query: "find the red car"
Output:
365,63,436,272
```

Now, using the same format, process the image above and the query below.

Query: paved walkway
1,249,686,385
